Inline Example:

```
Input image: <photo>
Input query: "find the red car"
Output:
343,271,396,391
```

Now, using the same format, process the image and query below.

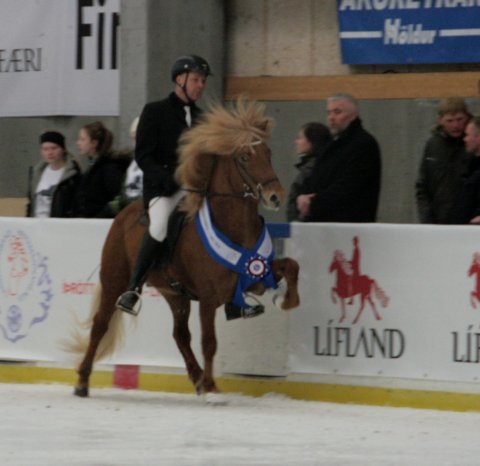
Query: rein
183,141,279,201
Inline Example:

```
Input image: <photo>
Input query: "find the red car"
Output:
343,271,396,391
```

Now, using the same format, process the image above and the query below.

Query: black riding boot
224,302,265,320
116,232,164,316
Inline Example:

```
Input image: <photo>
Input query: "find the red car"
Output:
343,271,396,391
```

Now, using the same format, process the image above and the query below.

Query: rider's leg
116,230,164,315
116,192,184,315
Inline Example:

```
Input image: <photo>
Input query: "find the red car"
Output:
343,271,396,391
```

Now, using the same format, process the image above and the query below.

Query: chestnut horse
67,99,300,397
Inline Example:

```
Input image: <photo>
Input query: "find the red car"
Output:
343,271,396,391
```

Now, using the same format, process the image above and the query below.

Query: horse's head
230,139,284,210
329,249,344,272
176,98,284,216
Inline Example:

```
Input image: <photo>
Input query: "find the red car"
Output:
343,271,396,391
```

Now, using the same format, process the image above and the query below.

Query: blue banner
337,0,480,64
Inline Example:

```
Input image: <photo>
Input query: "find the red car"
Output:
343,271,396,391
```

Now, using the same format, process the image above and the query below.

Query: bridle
231,141,279,200
184,140,279,201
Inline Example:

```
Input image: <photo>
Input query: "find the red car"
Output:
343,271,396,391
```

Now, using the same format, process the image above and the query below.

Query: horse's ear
259,120,269,133
258,117,274,137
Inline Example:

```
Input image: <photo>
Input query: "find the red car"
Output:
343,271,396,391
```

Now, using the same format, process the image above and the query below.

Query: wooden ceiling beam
224,72,480,101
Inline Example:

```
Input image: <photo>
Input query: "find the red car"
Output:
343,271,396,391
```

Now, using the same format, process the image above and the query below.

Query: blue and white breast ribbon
195,199,278,308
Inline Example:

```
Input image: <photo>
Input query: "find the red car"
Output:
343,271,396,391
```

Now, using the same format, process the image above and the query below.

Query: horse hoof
272,293,284,310
74,385,89,398
194,380,204,395
203,392,227,406
272,279,286,309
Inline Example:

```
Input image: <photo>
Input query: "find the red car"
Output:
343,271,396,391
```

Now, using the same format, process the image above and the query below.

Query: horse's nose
269,193,280,210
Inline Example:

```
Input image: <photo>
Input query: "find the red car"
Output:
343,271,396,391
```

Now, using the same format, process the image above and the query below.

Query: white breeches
148,190,185,241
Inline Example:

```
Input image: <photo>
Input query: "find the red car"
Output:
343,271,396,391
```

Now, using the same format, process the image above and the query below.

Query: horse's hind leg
471,291,478,309
352,297,366,325
73,205,143,396
271,258,300,310
367,295,381,321
75,285,120,397
167,295,204,390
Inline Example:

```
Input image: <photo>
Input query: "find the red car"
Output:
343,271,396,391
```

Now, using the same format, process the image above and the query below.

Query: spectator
296,93,382,222
286,122,331,222
71,121,130,218
26,131,81,218
415,97,472,224
106,116,143,216
451,116,480,224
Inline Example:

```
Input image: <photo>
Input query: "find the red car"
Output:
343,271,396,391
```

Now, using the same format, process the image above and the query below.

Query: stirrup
116,290,142,316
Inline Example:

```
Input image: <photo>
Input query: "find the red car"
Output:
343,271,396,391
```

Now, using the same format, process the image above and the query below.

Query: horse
65,99,300,398
329,250,388,324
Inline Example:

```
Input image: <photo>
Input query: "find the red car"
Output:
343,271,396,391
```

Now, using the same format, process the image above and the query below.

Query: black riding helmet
171,55,212,82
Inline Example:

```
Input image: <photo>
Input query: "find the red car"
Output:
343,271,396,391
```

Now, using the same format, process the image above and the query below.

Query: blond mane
175,98,274,217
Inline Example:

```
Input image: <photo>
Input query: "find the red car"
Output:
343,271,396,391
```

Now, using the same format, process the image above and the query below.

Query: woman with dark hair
26,131,81,218
286,122,331,221
71,121,131,218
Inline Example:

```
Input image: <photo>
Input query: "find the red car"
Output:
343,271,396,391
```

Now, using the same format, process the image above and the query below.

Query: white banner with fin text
0,0,119,116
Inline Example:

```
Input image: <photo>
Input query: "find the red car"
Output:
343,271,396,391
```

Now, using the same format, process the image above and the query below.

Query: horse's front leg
331,287,338,304
167,295,204,389
271,258,300,310
197,302,218,394
339,298,346,323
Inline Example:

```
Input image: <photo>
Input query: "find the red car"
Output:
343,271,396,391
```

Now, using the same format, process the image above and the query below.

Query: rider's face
176,71,207,102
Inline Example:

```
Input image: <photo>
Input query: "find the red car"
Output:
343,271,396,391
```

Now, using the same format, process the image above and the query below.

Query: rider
116,55,263,320
116,55,210,315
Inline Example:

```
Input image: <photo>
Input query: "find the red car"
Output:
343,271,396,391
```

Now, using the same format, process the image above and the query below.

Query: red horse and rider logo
468,253,480,309
329,236,389,324
6,234,30,297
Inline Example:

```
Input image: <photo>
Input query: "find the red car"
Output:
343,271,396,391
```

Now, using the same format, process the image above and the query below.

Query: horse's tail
372,280,389,308
60,283,125,364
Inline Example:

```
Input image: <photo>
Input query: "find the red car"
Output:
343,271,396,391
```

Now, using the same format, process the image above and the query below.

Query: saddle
141,207,197,299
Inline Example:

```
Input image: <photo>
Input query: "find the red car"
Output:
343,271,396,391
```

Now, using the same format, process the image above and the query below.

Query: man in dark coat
116,55,211,315
415,98,472,224
451,116,480,224
297,93,382,222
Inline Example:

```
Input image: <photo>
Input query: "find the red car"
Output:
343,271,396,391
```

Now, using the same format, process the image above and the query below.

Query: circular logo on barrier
0,229,53,343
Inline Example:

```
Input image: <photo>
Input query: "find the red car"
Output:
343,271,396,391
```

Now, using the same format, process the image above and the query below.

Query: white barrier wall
1,218,480,388
0,218,197,368
288,223,480,386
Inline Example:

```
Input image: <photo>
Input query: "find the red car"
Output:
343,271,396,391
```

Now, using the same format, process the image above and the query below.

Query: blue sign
337,0,480,64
